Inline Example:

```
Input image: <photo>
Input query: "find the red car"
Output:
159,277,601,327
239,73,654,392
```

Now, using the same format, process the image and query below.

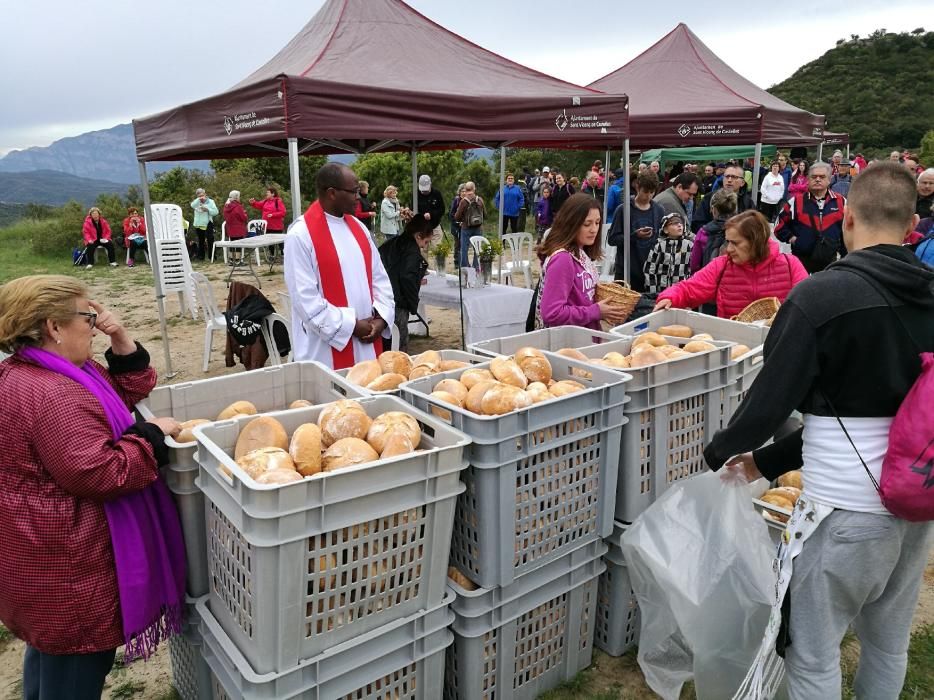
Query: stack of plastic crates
168,596,212,700
613,309,770,428
190,395,470,698
399,349,631,697
594,522,640,657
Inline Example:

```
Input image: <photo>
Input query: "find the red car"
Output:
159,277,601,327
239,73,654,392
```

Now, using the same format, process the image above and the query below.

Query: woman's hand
653,298,673,312
723,452,762,482
147,416,182,438
598,300,630,325
89,300,136,354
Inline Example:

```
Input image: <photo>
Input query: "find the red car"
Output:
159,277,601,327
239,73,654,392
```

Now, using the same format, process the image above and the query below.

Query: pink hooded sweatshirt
539,249,602,330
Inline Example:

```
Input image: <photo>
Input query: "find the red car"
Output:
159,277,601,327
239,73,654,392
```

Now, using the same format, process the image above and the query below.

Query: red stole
303,201,381,370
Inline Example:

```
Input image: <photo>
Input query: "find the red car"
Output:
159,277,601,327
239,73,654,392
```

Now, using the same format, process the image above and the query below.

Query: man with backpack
453,181,485,268
703,161,933,700
774,162,846,273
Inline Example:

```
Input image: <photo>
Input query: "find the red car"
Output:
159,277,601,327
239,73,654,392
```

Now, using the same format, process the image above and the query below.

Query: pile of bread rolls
759,470,803,524
555,324,750,370
345,351,473,392
224,399,422,486
173,399,315,444
423,348,586,416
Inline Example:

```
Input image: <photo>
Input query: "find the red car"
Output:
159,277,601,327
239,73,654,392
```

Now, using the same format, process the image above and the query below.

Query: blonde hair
383,185,398,198
0,275,88,353
87,207,102,218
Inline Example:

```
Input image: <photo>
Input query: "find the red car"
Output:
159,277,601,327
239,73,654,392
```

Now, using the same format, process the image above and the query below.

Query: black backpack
702,221,727,268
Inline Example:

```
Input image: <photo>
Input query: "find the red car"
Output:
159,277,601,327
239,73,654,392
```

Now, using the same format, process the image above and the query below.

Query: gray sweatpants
785,509,932,700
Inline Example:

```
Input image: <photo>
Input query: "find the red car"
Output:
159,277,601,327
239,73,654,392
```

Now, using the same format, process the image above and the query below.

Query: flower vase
480,259,493,286
434,254,446,274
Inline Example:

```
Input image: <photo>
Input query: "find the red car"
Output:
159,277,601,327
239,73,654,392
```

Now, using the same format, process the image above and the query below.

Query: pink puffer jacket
657,239,808,318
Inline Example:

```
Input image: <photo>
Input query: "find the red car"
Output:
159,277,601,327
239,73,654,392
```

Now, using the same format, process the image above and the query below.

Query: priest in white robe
284,163,394,369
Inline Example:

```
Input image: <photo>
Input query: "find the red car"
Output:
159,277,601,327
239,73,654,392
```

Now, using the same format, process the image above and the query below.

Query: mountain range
0,123,208,186
0,170,130,207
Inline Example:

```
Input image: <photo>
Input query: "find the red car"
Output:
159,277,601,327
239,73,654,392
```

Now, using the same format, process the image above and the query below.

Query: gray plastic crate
167,480,208,599
193,396,468,673
617,383,725,523
200,593,454,700
595,522,640,657
724,360,764,427
468,325,621,358
336,349,488,395
168,596,212,700
401,354,628,588
444,541,606,700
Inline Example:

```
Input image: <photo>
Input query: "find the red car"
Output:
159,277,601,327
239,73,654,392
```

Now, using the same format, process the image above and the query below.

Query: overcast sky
0,0,927,155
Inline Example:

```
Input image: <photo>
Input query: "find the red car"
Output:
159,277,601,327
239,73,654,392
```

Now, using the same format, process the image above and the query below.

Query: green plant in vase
478,236,503,285
429,238,452,273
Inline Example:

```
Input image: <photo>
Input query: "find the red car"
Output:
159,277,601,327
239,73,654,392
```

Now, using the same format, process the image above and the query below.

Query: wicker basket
731,297,780,323
595,281,641,322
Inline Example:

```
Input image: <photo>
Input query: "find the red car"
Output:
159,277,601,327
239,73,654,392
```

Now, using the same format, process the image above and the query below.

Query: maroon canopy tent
588,23,825,149
132,0,629,373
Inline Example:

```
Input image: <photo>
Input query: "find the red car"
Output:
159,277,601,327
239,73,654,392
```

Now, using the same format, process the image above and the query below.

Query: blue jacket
494,184,525,217
606,184,623,224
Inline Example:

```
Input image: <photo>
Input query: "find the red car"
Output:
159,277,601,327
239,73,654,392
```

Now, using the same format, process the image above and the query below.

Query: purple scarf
19,347,186,660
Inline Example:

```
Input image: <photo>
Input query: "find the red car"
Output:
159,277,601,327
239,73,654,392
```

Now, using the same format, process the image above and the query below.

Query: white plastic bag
620,470,777,700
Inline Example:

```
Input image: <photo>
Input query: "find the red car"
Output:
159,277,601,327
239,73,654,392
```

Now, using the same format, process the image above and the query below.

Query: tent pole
751,142,763,206
846,144,850,161
287,138,302,222
498,146,506,237
623,139,631,284
138,160,175,378
602,148,610,279
411,147,418,211
818,142,824,162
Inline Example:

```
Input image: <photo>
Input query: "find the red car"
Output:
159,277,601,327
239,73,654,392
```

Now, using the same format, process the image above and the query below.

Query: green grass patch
901,623,934,699
109,679,145,699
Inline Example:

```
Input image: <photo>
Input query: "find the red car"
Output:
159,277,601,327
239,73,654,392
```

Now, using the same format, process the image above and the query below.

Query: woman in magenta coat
223,190,248,265
787,160,809,199
248,186,287,233
536,194,630,330
655,210,808,318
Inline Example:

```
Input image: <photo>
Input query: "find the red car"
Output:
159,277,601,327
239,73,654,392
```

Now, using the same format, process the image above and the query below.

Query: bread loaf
346,360,382,387
234,416,289,459
490,357,528,388
514,346,546,365
556,347,588,361
465,381,498,414
440,360,469,371
629,348,667,367
380,432,415,459
691,333,714,341
378,351,412,377
447,566,478,591
408,364,437,380
602,351,628,367
289,423,322,477
656,344,681,356
366,412,421,454
236,447,296,479
289,399,313,409
411,350,441,369
632,332,667,348
255,469,303,485
519,355,552,384
549,380,585,397
322,438,379,471
481,384,530,415
318,400,371,447
460,367,495,389
771,486,802,505
434,378,469,405
667,350,691,360
217,400,257,421
761,492,794,512
430,390,463,408
657,324,693,338
683,340,716,353
177,418,210,444
777,470,802,489
365,373,407,391
730,344,751,360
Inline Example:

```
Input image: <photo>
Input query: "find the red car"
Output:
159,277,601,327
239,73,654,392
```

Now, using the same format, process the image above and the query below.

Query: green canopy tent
639,144,777,164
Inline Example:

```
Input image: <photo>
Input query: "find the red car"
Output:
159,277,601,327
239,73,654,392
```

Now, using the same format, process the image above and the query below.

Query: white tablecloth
420,271,533,345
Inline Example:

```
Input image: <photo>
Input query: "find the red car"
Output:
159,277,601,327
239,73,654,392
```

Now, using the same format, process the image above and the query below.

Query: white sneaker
109,262,118,267
86,264,93,269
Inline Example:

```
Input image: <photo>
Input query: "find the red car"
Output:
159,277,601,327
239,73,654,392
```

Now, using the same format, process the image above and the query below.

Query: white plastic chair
189,272,227,372
149,204,186,241
155,237,198,318
500,233,534,288
261,312,292,366
390,322,401,351
469,236,487,260
277,291,293,321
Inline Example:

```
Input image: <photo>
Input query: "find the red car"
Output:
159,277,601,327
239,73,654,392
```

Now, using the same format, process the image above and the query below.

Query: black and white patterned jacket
643,235,694,294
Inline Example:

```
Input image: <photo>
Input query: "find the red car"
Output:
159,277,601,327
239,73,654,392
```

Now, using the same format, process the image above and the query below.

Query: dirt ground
0,258,930,699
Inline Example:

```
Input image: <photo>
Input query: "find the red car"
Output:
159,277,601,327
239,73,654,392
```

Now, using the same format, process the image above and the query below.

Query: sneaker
109,262,118,267
127,260,135,267
85,264,93,270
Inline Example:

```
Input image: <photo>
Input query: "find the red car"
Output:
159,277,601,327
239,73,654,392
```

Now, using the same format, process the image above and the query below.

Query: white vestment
284,212,394,368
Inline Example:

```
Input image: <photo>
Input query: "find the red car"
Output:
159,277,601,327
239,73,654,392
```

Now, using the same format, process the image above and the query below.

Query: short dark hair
315,163,349,196
848,161,917,233
673,173,699,190
402,216,434,238
635,172,659,193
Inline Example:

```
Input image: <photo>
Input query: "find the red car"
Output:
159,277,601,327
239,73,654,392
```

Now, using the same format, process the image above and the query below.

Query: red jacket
122,215,146,247
657,239,809,318
0,354,159,654
787,174,809,197
250,196,286,232
223,200,248,239
82,216,112,245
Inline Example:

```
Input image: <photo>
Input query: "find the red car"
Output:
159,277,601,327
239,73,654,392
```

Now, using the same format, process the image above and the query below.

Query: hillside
768,29,934,150
0,123,210,184
0,170,129,207
0,203,28,228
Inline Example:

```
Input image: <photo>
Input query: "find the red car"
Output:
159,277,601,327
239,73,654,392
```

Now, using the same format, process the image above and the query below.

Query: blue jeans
459,226,481,267
24,645,116,700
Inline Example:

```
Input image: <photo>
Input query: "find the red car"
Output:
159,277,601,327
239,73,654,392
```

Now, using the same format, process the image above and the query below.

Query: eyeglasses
331,186,360,195
723,174,743,180
74,311,98,327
